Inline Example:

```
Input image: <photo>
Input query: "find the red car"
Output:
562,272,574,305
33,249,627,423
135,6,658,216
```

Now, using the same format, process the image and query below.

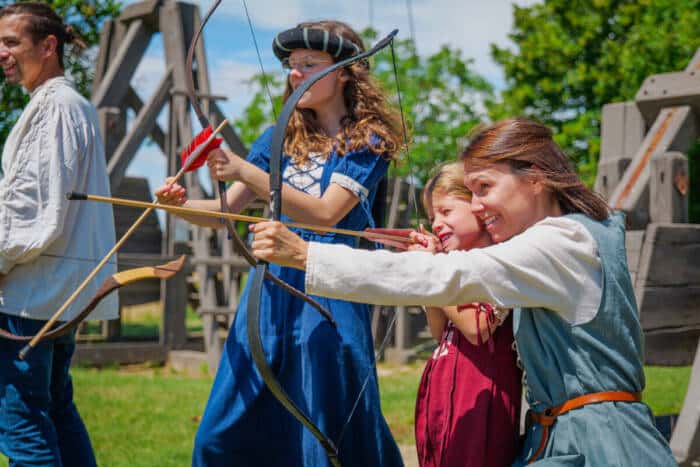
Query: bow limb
184,0,333,323
3,257,185,343
245,30,400,467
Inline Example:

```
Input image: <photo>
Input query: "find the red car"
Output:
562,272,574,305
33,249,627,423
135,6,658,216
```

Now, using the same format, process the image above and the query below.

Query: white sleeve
0,103,83,274
306,217,603,324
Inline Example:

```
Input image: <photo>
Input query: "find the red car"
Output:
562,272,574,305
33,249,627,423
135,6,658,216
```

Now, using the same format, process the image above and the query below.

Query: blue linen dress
513,213,677,466
192,128,404,467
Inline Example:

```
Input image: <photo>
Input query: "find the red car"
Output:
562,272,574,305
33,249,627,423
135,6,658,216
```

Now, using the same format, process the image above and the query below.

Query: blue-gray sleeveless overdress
513,213,676,466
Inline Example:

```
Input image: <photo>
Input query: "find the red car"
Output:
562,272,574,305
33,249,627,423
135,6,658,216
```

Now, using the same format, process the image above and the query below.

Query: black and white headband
272,27,363,63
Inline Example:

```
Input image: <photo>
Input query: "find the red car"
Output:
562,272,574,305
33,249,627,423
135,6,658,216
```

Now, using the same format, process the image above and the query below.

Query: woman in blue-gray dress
156,20,404,467
251,117,678,466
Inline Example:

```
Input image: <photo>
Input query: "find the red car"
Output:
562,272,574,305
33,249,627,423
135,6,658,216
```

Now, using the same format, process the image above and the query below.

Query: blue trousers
0,314,96,467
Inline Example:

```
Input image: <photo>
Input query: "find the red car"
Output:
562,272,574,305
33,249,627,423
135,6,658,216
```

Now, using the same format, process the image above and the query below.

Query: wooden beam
211,101,247,156
650,151,689,223
645,330,699,366
192,4,212,118
93,19,115,90
125,86,167,154
118,0,161,28
635,223,700,288
639,286,700,330
608,106,696,227
670,338,700,464
635,70,700,125
161,255,188,350
688,47,700,72
108,68,173,192
73,342,167,365
635,224,700,336
91,19,152,108
160,1,192,141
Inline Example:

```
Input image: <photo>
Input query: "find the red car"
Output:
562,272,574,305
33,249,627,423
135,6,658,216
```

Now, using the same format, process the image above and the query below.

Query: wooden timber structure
594,48,700,465
75,0,249,372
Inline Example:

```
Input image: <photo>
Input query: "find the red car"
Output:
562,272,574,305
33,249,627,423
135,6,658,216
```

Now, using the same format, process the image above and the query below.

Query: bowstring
337,35,421,449
389,40,420,225
234,9,421,452
241,0,278,120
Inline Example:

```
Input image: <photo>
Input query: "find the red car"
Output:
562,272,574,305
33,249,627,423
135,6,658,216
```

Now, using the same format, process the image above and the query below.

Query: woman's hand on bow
250,221,309,270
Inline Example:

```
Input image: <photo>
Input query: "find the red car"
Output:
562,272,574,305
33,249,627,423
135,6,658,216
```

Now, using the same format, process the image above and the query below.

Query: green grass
644,365,693,415
0,363,691,466
75,366,212,467
78,304,204,340
377,363,423,444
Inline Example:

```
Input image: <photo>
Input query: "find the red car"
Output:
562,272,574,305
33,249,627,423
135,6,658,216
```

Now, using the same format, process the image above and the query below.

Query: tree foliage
232,30,493,183
0,0,120,150
490,0,700,186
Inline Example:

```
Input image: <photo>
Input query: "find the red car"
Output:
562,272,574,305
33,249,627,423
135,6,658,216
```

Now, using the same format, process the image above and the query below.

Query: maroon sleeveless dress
415,304,522,467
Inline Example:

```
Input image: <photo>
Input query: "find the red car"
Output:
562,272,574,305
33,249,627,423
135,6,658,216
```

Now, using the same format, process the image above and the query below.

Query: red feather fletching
181,125,223,172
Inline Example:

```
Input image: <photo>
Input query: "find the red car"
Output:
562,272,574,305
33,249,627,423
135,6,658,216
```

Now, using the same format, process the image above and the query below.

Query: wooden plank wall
632,224,700,365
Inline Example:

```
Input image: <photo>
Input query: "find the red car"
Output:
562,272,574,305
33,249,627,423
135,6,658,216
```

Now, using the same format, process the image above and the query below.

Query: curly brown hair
281,20,404,165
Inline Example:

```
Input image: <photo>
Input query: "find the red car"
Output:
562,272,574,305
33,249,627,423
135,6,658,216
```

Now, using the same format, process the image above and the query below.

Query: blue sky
123,0,539,198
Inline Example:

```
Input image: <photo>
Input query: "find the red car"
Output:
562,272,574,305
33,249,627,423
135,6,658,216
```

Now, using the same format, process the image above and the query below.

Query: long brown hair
422,162,472,217
461,118,610,221
0,2,85,69
281,20,403,164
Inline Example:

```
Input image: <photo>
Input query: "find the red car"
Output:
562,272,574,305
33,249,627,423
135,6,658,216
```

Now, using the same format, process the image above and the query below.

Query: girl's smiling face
428,190,491,252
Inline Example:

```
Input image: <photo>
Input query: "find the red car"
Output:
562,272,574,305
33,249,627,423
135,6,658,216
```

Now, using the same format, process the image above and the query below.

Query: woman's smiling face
463,162,542,244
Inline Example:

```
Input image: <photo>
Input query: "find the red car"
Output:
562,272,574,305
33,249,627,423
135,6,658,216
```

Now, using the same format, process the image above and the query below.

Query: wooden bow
183,0,335,326
3,257,185,343
17,119,227,360
245,29,399,467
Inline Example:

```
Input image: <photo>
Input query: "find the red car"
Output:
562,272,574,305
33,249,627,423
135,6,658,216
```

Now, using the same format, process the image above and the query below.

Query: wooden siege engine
595,47,700,466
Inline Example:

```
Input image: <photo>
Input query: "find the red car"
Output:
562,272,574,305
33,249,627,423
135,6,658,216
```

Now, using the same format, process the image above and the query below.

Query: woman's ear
528,168,546,195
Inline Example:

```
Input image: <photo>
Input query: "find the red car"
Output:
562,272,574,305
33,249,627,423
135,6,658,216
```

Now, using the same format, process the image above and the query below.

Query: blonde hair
281,20,404,165
422,162,472,217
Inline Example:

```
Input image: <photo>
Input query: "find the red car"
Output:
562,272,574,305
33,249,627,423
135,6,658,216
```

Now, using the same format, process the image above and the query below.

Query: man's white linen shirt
306,217,604,325
0,77,118,321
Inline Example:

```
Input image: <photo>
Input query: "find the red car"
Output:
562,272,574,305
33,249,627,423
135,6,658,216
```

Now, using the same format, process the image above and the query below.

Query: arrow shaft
70,193,414,244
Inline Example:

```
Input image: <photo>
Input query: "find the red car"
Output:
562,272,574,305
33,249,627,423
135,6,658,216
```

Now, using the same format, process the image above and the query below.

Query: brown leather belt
526,391,642,464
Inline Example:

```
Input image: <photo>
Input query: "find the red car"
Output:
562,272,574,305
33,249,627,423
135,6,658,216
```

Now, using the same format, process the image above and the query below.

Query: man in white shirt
0,3,117,465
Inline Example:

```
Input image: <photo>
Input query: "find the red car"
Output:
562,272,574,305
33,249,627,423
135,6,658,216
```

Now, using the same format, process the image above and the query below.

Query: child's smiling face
428,191,491,252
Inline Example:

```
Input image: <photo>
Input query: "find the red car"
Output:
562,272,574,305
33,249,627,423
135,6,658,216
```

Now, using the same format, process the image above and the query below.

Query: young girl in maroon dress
410,162,522,467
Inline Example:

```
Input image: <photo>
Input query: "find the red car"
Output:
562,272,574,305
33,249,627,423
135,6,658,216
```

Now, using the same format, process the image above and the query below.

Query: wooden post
670,338,700,465
595,102,644,200
161,258,187,349
650,151,689,223
608,105,696,228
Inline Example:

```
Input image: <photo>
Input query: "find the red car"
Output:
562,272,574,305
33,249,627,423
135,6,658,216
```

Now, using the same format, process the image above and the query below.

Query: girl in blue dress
156,19,404,467
251,118,678,466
